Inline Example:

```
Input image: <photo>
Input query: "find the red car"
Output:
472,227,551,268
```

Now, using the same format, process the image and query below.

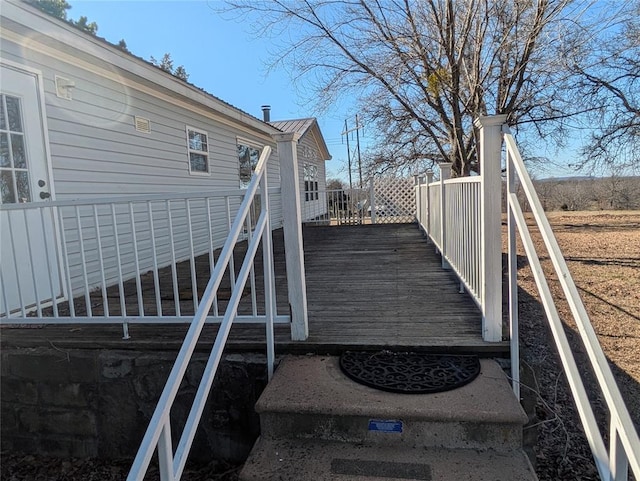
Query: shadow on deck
2,224,507,355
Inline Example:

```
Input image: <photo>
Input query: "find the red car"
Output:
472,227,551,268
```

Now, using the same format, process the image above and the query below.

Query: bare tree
568,2,639,173
225,0,596,176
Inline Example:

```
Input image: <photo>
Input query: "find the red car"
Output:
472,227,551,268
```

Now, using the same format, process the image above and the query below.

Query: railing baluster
0,269,10,318
147,201,162,316
186,199,198,313
93,205,109,317
111,204,128,337
129,202,144,317
226,196,237,290
57,207,75,317
166,200,181,317
261,178,275,379
206,197,219,317
6,212,26,317
23,209,42,317
75,206,92,318
246,211,258,317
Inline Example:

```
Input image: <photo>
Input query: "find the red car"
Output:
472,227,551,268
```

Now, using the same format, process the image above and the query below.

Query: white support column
439,162,452,270
369,177,376,224
274,132,308,341
426,170,433,238
414,174,421,227
474,115,507,342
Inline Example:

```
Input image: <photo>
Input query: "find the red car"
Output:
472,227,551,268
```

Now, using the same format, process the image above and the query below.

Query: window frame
186,126,210,176
303,163,319,201
0,93,31,204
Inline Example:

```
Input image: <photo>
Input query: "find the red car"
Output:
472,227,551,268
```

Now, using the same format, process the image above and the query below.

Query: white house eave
2,0,278,138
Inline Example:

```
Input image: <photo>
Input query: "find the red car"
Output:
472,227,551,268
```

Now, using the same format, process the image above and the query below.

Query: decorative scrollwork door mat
339,351,481,394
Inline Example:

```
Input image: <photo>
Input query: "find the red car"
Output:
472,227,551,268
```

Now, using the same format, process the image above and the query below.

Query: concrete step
255,356,527,451
240,437,538,481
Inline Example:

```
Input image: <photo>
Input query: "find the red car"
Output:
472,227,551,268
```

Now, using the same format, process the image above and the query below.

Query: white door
1,64,62,316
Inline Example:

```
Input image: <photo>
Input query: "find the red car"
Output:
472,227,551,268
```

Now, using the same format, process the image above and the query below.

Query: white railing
416,118,503,344
504,128,639,480
127,146,277,481
417,176,483,304
0,184,286,336
417,117,639,478
302,187,371,225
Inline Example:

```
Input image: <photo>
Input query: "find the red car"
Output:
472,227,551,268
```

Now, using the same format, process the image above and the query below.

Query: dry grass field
513,211,640,480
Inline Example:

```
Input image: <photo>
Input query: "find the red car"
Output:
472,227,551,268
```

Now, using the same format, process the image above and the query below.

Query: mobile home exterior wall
1,0,284,307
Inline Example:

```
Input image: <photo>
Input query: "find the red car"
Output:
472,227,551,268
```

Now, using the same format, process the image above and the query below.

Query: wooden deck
1,224,507,355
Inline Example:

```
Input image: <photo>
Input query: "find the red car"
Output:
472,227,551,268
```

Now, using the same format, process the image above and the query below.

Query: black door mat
339,351,481,394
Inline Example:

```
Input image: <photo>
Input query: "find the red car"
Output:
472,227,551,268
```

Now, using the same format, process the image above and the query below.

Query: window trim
186,126,210,176
303,162,319,201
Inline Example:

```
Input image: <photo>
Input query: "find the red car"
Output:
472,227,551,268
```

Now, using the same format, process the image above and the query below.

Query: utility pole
342,116,365,189
355,114,362,188
344,119,353,190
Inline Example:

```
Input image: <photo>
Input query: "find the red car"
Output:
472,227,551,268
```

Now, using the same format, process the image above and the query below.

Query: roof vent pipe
261,105,271,122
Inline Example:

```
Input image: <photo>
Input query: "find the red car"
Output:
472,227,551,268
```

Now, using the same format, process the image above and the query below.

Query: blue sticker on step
368,419,403,433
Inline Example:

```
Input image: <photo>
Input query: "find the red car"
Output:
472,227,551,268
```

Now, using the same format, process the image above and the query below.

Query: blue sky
70,0,354,180
69,0,584,180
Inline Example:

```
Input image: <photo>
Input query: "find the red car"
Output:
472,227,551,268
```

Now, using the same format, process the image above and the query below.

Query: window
186,127,209,174
237,140,261,188
0,94,30,204
304,163,319,201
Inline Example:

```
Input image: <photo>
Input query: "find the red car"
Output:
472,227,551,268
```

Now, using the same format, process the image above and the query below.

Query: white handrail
127,146,276,481
504,128,639,480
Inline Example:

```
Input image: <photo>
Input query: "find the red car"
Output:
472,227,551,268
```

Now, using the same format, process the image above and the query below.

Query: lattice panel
372,177,416,224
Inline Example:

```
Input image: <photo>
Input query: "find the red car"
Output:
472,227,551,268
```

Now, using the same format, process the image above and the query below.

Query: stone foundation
0,346,269,462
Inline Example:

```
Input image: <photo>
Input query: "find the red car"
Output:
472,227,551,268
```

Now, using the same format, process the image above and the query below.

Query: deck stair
240,355,537,481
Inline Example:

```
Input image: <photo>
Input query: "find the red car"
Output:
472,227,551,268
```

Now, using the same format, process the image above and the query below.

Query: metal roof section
270,118,332,161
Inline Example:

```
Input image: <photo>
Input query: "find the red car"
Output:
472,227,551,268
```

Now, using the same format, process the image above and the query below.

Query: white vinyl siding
0,23,284,297
298,134,327,221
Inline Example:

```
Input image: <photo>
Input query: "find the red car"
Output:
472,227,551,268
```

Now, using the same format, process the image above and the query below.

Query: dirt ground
514,210,640,480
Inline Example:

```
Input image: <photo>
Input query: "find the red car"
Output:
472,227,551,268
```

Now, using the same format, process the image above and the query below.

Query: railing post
273,132,308,341
507,138,520,398
439,162,452,270
474,114,507,342
426,171,433,238
414,174,420,226
369,177,376,224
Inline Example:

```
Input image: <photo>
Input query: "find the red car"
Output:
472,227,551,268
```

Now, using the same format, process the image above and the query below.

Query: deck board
1,224,507,355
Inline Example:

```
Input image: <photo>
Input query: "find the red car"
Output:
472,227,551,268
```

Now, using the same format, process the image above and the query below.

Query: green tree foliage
117,39,129,53
33,0,98,36
150,53,189,82
32,0,71,19
173,66,189,82
72,15,98,35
